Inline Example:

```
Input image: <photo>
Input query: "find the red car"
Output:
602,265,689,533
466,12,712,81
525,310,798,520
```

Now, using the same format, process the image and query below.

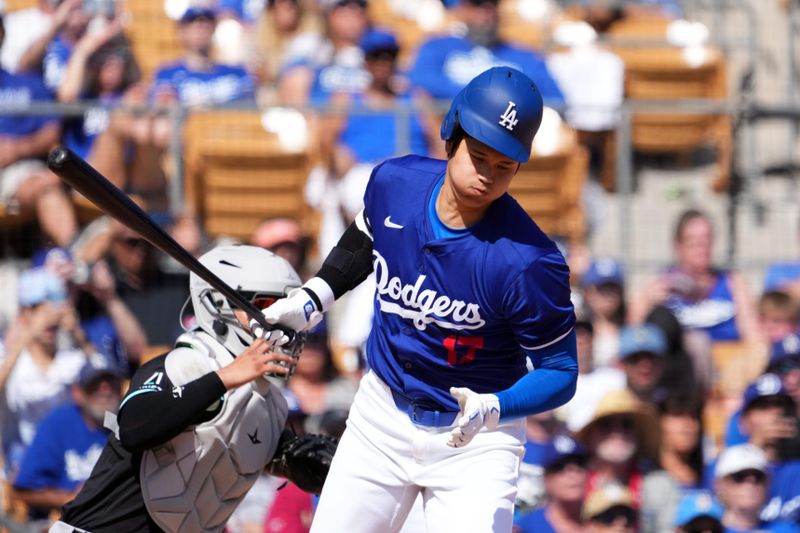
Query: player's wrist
302,277,335,313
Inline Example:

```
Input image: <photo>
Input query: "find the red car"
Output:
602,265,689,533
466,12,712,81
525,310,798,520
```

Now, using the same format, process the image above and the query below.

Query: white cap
714,444,768,479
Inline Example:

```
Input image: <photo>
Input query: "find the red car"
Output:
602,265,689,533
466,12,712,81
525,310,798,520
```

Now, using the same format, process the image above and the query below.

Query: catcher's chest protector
140,332,289,533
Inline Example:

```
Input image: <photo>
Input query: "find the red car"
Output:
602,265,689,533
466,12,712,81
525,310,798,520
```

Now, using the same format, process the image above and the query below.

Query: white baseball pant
310,371,525,533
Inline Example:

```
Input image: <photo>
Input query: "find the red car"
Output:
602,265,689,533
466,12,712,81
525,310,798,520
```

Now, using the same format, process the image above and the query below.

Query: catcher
50,245,337,533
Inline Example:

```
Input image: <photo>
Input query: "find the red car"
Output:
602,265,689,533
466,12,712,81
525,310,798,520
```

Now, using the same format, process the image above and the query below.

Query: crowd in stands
0,0,799,531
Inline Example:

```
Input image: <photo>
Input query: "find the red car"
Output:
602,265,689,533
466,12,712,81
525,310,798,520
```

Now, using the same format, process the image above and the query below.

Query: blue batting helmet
440,66,544,163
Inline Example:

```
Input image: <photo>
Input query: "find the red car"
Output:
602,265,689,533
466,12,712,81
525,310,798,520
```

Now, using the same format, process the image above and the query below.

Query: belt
390,390,458,427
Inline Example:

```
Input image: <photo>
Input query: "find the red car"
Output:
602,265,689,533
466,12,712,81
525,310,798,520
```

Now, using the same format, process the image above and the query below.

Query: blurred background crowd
0,0,800,531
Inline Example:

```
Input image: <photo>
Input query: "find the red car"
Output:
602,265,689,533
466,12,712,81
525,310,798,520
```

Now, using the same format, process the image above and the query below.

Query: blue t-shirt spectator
0,69,58,136
307,58,370,104
408,36,565,106
62,95,118,159
14,402,108,493
151,61,256,106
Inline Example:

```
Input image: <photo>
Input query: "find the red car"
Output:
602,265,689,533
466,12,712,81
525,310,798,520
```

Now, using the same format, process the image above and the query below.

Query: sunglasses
115,236,148,249
773,358,800,375
599,415,635,433
729,469,767,485
545,456,587,475
592,506,638,527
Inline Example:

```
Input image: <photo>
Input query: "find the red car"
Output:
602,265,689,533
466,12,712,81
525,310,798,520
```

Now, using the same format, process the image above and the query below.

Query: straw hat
575,389,660,459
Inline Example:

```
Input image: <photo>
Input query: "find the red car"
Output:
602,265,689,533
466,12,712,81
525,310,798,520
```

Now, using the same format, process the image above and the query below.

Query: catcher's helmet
440,66,544,163
190,245,305,374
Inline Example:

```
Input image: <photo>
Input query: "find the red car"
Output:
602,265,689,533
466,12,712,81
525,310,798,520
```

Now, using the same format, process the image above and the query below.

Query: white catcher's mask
189,245,305,377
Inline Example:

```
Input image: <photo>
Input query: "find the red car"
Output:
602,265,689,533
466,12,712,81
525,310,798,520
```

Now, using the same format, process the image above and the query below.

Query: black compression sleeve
117,360,227,452
316,219,374,299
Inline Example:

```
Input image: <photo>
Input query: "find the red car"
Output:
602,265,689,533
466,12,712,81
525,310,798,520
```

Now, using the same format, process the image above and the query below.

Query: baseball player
50,245,336,533
261,66,578,532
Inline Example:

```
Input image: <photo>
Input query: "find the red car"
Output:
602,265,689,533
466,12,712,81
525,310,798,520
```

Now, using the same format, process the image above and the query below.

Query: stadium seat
608,20,733,192
182,110,314,243
508,125,588,244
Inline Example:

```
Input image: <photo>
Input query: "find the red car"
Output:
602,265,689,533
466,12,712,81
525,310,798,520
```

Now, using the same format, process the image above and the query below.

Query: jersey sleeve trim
520,326,574,351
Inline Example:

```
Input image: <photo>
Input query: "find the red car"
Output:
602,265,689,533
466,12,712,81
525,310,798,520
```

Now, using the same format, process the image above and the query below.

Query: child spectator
759,291,799,346
11,364,122,525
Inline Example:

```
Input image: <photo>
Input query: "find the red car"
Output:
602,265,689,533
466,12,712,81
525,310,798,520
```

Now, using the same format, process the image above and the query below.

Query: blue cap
768,333,800,370
741,373,793,412
440,66,544,163
360,28,399,55
31,246,72,269
673,491,723,527
619,324,667,359
582,258,624,288
541,435,586,472
78,362,123,390
18,268,67,307
180,6,216,23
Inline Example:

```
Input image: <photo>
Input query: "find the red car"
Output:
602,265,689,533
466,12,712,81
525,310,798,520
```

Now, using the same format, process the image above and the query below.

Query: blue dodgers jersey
151,62,255,106
408,36,565,105
0,69,58,136
363,155,575,412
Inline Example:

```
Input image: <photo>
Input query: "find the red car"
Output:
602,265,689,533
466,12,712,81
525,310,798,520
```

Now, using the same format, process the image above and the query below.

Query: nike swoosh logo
384,216,404,229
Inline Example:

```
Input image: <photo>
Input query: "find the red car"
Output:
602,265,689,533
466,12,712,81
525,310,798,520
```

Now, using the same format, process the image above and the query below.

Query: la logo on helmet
498,101,519,131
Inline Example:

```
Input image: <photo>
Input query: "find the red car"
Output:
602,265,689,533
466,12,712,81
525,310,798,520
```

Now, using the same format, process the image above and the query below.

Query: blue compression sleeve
495,330,578,420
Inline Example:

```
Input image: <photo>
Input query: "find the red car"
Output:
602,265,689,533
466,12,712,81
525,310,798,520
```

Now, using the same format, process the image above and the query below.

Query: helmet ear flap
212,320,228,337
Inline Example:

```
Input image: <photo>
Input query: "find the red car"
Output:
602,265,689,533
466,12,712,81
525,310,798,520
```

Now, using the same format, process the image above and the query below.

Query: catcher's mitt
267,430,338,494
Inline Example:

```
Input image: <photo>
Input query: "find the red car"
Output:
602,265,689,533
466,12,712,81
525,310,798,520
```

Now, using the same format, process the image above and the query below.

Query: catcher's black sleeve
116,354,227,453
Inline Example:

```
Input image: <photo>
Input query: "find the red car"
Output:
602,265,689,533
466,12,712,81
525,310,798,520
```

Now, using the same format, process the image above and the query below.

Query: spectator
673,491,724,533
580,258,626,368
646,305,711,401
0,268,103,474
576,389,659,504
0,13,80,249
286,326,357,435
767,334,800,409
515,435,587,533
759,291,799,346
151,7,256,107
516,411,573,513
407,0,565,147
277,0,369,105
241,0,323,100
618,324,669,406
101,217,190,347
713,444,800,533
16,0,97,92
630,209,759,343
35,246,148,372
641,395,707,533
58,22,140,159
1,0,73,72
714,374,800,525
557,320,625,433
251,217,307,275
11,363,121,523
583,484,639,533
262,482,315,532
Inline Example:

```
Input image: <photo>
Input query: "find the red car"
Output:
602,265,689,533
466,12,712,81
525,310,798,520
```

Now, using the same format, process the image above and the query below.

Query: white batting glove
251,287,324,345
447,387,501,448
